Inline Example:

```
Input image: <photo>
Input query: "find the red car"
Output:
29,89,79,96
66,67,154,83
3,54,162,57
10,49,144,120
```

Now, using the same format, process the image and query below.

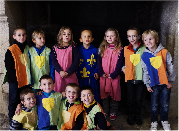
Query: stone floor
0,94,178,130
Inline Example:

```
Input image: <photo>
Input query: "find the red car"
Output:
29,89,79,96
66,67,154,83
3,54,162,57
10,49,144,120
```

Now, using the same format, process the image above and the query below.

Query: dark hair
66,83,80,95
127,26,140,35
80,28,93,36
20,87,34,101
13,27,26,35
39,74,54,83
80,86,94,95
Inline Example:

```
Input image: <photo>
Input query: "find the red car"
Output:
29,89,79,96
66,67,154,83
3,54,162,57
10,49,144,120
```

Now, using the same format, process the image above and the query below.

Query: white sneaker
161,121,171,131
150,121,158,131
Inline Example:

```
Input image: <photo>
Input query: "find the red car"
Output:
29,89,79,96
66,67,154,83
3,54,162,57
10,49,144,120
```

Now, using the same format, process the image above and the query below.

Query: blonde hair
66,83,80,95
32,30,45,40
142,29,159,44
99,28,122,57
56,26,76,47
13,27,26,35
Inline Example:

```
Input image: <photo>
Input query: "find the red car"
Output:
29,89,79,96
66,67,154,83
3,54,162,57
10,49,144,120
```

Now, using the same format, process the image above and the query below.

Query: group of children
4,25,175,130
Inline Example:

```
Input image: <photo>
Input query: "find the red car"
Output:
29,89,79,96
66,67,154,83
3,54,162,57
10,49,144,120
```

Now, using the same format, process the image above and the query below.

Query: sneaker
104,113,108,118
127,115,134,125
135,115,142,125
161,121,171,131
150,121,158,131
110,113,116,120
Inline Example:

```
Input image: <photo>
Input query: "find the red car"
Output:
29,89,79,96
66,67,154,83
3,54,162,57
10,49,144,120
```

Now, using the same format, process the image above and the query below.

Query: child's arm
51,47,63,73
97,54,105,77
141,59,151,88
94,73,99,80
166,51,176,89
110,48,124,79
95,112,107,130
15,103,22,115
10,119,23,130
66,46,80,76
72,111,84,130
49,52,55,81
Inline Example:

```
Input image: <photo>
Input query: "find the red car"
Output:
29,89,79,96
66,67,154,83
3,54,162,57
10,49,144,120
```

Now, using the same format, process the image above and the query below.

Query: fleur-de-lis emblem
87,54,96,67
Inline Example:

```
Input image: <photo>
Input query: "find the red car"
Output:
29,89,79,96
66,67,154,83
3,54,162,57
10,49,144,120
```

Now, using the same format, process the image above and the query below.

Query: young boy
29,30,54,95
57,83,84,130
10,87,37,130
77,29,100,103
141,29,175,130
15,75,63,130
123,27,146,125
80,86,108,130
4,27,31,122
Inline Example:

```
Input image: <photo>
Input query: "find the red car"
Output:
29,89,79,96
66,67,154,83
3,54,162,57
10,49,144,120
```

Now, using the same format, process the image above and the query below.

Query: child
57,83,84,130
15,75,63,130
141,29,175,130
97,28,124,120
77,29,100,103
51,26,80,93
123,27,146,125
28,30,54,95
10,87,37,130
4,27,31,122
80,86,107,130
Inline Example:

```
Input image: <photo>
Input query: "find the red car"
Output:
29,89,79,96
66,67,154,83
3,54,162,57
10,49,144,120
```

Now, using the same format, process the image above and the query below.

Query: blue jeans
151,84,171,122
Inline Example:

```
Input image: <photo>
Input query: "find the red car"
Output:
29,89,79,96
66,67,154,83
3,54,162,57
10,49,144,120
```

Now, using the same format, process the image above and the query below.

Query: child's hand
15,103,22,115
94,73,99,80
63,72,68,78
147,87,154,92
167,84,173,90
102,74,107,78
60,71,67,78
37,90,43,95
122,66,125,74
30,84,34,87
108,74,111,79
62,92,66,98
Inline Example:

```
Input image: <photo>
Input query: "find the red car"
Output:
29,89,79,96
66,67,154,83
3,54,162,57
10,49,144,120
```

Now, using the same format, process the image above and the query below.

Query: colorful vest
54,46,78,93
12,108,37,130
29,46,51,89
36,92,62,129
8,44,31,88
58,100,83,130
124,45,146,82
100,47,122,101
141,49,169,87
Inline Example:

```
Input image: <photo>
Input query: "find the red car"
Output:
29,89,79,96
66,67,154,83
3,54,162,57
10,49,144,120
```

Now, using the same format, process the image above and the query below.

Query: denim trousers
151,84,171,122
126,82,144,115
8,83,21,121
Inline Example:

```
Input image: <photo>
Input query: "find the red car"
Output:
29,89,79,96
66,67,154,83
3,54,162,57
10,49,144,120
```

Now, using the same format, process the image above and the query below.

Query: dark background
7,1,164,48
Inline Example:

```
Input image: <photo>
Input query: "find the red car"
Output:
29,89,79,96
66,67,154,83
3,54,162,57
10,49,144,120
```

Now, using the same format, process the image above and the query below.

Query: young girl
51,26,80,93
97,28,124,120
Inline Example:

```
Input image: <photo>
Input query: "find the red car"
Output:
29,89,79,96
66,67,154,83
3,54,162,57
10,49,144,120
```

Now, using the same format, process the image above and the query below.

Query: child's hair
80,28,93,36
66,83,80,95
56,26,76,47
99,28,122,57
127,26,140,35
20,87,34,101
32,30,45,40
39,74,54,84
80,85,94,95
142,29,159,44
13,27,26,35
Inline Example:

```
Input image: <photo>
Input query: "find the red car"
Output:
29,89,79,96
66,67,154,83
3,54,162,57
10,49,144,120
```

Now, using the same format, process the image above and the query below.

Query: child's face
32,34,45,49
127,30,140,45
13,29,27,43
62,29,72,43
81,89,94,106
39,78,55,93
80,30,94,47
65,86,78,103
143,34,158,51
21,93,36,109
105,31,117,45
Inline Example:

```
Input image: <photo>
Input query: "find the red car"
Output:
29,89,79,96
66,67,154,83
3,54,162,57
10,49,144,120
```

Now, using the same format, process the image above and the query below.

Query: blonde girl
51,26,80,93
97,28,124,120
